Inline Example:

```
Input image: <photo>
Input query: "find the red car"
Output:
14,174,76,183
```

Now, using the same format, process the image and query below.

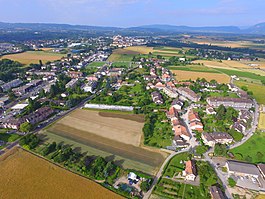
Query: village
0,34,264,199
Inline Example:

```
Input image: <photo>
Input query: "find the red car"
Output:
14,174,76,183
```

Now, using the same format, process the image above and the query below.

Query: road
143,147,191,199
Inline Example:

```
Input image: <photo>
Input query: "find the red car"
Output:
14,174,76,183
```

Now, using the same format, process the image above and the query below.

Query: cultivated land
258,113,265,130
0,148,123,199
171,70,230,83
230,131,265,164
235,81,265,104
193,60,251,69
43,109,167,174
1,51,65,65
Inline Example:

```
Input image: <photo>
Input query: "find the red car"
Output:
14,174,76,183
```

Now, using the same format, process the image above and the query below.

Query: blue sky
0,0,264,27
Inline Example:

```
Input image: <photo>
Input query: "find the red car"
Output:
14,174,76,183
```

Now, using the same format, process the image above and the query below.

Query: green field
107,54,134,62
112,61,131,68
169,65,221,73
235,81,265,104
230,131,265,164
0,131,21,143
88,61,106,67
215,68,265,82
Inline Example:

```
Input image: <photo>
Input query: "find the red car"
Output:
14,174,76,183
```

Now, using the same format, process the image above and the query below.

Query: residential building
202,132,233,147
209,186,226,199
166,106,178,120
207,97,253,109
171,99,183,111
68,71,83,79
188,109,203,132
163,87,179,98
177,87,201,102
1,79,23,92
151,91,164,105
206,106,216,115
65,79,78,89
182,160,197,181
83,81,98,93
258,164,265,179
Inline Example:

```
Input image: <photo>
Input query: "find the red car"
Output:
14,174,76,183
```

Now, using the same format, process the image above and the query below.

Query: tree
216,105,226,120
195,145,209,155
214,144,227,157
19,122,33,133
140,180,152,192
228,177,236,187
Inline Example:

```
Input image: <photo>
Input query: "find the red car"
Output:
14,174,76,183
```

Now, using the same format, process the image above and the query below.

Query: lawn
112,61,131,68
1,51,65,65
108,54,134,62
234,81,265,104
163,152,190,178
230,131,265,164
0,148,122,199
259,113,265,130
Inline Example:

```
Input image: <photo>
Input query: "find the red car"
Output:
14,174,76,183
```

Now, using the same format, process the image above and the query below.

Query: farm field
230,131,265,164
169,65,221,73
193,60,251,69
43,109,167,174
88,61,106,67
234,81,265,104
1,51,65,65
258,113,265,130
0,148,122,199
171,70,230,83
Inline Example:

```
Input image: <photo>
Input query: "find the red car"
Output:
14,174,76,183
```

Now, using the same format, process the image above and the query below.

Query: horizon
0,0,264,27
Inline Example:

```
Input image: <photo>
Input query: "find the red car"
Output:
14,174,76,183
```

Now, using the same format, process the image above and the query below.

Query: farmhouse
182,160,197,181
202,132,233,147
226,160,260,179
206,97,253,109
177,87,201,102
151,91,164,105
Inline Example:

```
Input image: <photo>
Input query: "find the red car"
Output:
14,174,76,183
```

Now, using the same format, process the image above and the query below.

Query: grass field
235,81,265,104
0,148,122,199
0,132,20,143
1,51,65,65
124,46,154,54
43,109,167,174
88,61,106,67
171,70,230,83
230,131,265,164
259,113,265,130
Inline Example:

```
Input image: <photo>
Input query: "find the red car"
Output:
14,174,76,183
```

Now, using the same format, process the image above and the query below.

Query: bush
228,177,236,187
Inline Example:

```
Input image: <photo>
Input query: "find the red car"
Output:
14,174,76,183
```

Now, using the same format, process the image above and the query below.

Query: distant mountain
246,22,265,34
131,24,241,33
1,21,265,35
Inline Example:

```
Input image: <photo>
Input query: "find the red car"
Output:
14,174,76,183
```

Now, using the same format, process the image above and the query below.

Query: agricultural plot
0,148,122,199
230,131,265,164
43,109,167,174
171,70,230,83
1,51,65,65
88,61,106,67
169,65,221,73
193,60,250,69
235,81,265,104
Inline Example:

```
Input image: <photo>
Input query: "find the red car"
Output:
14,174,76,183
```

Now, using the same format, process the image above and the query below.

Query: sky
0,0,264,27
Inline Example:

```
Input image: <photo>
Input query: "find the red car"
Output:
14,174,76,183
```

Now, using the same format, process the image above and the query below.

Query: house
128,172,140,184
206,106,216,115
202,132,233,147
172,119,191,141
228,83,238,92
209,186,226,199
68,71,83,79
177,87,201,102
83,81,98,93
12,84,34,96
182,160,197,181
173,136,189,148
155,82,165,90
207,97,253,109
226,160,260,179
151,91,164,105
171,99,183,111
166,107,178,120
0,96,9,107
188,110,203,132
232,121,247,134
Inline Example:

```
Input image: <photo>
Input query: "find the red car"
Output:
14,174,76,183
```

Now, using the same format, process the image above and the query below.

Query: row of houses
176,87,201,102
207,97,253,110
2,107,54,130
0,79,23,92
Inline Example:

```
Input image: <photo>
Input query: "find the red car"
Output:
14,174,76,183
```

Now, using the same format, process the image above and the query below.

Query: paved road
143,147,191,199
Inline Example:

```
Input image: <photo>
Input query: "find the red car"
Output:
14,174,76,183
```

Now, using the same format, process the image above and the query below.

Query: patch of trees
19,134,40,149
214,144,228,157
0,59,23,82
